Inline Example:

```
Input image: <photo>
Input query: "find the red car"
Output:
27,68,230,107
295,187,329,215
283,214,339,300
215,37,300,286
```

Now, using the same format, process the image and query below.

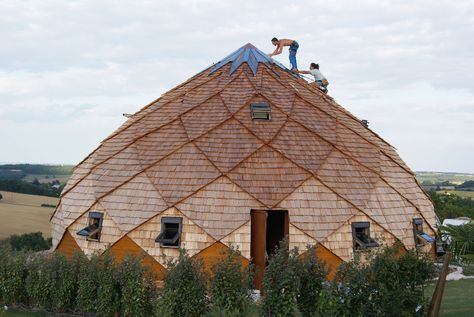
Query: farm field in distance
416,171,474,185
437,190,474,199
0,191,58,239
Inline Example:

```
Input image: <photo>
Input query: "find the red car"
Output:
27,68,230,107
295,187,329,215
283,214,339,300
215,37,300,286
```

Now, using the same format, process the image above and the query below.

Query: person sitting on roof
298,63,329,93
268,37,299,71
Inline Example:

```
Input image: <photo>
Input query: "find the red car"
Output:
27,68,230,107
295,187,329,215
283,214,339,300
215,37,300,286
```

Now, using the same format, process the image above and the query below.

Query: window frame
413,218,434,247
155,217,183,248
76,211,104,242
351,221,379,251
250,103,271,121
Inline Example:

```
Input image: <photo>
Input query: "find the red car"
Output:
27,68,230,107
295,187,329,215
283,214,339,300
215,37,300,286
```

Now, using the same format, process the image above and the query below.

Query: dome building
50,43,436,286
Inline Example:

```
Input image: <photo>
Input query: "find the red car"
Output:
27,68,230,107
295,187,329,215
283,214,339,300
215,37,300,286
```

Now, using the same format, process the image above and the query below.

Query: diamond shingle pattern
227,146,311,207
259,69,296,114
337,123,381,172
99,173,169,233
145,143,221,205
181,95,232,140
234,95,288,142
317,149,379,209
194,118,264,172
278,178,358,241
220,72,256,113
290,96,337,143
271,120,332,174
87,145,143,198
135,119,189,167
177,177,264,240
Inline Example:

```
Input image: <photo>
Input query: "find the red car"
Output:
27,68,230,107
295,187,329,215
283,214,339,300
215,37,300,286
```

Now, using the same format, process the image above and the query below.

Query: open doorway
250,210,288,288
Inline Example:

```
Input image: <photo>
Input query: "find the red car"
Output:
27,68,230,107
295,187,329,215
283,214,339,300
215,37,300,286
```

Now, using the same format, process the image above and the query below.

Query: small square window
250,103,271,121
413,218,434,247
155,217,182,247
77,211,103,241
352,222,378,251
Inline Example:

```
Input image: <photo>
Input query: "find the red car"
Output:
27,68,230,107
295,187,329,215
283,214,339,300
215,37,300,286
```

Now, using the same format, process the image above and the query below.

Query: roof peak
210,42,289,76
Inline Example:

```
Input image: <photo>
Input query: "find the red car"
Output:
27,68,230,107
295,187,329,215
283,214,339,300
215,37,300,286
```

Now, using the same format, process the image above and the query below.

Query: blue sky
1,0,473,173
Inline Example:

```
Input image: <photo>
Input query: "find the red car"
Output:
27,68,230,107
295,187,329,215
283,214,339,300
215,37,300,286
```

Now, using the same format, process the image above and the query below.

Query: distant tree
32,178,40,186
458,180,474,189
0,192,2,200
8,232,52,251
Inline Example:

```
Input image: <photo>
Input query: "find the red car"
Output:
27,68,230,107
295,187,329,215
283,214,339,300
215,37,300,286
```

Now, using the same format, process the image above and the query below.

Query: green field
437,190,474,200
416,172,474,185
425,279,474,316
0,191,58,239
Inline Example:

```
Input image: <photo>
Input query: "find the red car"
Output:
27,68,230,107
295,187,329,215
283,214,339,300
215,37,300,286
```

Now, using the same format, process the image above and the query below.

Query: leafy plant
209,246,254,315
155,249,208,317
296,245,329,317
96,251,121,317
439,224,474,264
261,237,301,317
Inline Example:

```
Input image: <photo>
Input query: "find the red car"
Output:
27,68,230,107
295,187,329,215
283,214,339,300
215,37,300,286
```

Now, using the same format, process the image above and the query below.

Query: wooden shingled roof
51,43,437,255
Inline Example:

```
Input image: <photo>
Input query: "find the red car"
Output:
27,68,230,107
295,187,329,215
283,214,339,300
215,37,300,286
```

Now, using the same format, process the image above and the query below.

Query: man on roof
298,62,329,93
268,37,299,71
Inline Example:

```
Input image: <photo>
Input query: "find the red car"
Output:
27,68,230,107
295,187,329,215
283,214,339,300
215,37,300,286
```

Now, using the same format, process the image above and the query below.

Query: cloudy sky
1,0,473,173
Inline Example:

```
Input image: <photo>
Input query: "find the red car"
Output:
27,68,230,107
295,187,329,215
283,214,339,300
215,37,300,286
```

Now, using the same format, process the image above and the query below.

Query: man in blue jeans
268,37,299,71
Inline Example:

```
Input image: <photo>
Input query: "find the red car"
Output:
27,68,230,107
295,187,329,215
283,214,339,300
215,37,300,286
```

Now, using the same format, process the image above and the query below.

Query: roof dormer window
250,103,271,121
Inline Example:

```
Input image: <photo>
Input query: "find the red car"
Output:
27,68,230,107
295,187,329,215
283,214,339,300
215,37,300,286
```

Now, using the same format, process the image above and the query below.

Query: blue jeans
289,41,299,69
316,80,328,93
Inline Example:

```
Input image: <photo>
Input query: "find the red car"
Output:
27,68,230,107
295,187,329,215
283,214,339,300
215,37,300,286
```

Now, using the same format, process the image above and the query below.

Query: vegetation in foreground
0,237,436,317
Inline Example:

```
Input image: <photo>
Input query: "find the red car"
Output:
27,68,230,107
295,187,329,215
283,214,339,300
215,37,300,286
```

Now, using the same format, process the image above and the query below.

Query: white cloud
0,0,473,172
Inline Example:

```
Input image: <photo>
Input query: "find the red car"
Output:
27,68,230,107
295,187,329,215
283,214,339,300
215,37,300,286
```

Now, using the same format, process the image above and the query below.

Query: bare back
277,39,294,47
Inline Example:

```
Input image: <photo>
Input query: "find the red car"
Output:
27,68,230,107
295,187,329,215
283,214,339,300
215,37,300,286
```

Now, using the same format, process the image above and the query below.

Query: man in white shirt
298,63,328,93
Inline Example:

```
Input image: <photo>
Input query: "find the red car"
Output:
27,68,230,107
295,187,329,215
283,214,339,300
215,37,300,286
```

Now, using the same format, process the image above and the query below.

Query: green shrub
296,246,328,317
8,232,51,252
49,252,78,312
209,246,254,314
96,252,121,317
0,246,27,305
156,249,208,317
204,303,261,317
75,253,99,314
331,243,435,317
119,254,156,317
261,237,301,317
25,254,53,308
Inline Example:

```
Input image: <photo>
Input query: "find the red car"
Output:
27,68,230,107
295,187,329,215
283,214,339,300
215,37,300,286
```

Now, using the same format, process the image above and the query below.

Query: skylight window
155,217,183,247
77,211,103,241
413,218,434,247
352,222,379,251
250,103,271,121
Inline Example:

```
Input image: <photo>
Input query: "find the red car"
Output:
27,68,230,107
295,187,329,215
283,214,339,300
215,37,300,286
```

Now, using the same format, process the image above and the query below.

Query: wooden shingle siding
68,206,123,256
177,176,264,240
278,177,358,241
128,207,215,266
98,173,168,233
52,44,437,280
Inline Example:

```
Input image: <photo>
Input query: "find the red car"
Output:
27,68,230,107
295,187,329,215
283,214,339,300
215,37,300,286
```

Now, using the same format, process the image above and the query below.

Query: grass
425,279,474,316
416,172,474,185
0,191,58,239
437,190,474,200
